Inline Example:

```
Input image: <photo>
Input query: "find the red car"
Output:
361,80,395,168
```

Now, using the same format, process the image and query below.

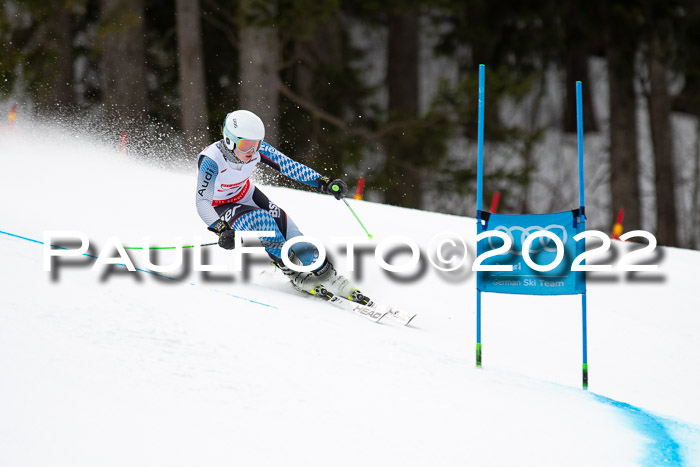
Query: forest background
2,0,700,249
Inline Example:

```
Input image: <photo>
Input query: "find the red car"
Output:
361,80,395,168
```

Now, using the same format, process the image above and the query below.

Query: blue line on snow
3,229,695,462
0,230,50,246
591,393,685,466
0,229,276,309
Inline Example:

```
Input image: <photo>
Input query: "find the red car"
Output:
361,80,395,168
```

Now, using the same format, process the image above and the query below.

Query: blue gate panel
476,210,586,296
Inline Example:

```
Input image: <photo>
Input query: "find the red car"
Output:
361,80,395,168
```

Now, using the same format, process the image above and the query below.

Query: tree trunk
384,10,421,208
647,37,678,246
38,4,74,114
99,0,148,127
175,0,209,153
561,1,599,134
293,18,343,168
564,49,598,133
694,121,700,249
607,43,642,232
239,23,279,146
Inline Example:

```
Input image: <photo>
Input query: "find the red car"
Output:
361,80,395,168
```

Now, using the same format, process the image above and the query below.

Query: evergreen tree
642,0,683,246
176,0,209,152
99,0,148,126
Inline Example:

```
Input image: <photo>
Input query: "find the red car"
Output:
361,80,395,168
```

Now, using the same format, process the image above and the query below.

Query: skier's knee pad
290,241,320,267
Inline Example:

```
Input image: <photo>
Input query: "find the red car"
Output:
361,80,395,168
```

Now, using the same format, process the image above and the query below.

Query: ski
303,285,409,325
269,275,387,323
322,294,388,323
369,302,416,326
321,295,415,326
261,269,401,324
384,306,417,326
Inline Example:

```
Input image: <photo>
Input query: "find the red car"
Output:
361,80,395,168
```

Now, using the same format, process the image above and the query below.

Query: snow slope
1,122,699,466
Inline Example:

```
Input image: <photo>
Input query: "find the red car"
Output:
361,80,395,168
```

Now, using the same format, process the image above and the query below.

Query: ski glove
209,219,236,250
318,176,348,200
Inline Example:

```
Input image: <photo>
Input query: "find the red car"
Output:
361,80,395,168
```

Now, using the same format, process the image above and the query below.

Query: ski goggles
233,138,261,153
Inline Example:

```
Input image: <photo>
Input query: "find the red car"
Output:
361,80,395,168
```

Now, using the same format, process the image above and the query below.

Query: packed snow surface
1,123,699,466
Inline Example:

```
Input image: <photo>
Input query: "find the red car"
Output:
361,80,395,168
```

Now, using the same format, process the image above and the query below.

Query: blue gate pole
582,293,588,389
576,81,585,208
476,64,486,368
477,64,485,214
477,290,482,367
576,81,588,390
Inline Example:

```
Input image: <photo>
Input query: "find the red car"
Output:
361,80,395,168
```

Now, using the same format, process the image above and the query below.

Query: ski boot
272,255,329,297
273,257,373,305
317,261,374,306
295,259,374,306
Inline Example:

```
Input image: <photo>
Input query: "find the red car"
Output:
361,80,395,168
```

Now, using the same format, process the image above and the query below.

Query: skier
195,109,372,305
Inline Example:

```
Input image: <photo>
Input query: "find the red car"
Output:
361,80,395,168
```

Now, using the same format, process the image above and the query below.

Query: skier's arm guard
258,142,322,187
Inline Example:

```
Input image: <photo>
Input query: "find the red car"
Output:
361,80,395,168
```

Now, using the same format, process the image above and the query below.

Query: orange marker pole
119,132,128,155
612,208,624,239
8,105,17,129
354,176,366,200
489,190,501,214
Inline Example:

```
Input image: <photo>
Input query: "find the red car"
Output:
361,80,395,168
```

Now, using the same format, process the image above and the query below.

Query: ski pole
342,198,373,239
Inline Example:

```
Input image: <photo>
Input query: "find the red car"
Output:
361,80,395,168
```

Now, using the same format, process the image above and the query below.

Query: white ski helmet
222,110,265,152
